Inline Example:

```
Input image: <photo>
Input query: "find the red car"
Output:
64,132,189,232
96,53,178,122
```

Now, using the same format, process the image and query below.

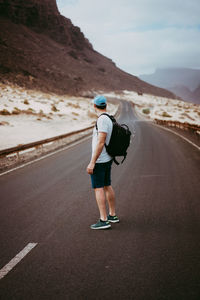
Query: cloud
57,0,200,75
103,27,200,75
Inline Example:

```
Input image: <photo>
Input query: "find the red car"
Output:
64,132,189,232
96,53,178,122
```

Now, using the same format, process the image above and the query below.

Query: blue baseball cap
93,95,107,107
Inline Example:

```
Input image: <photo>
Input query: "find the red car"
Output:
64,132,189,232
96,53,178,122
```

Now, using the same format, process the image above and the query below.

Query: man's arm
87,132,107,174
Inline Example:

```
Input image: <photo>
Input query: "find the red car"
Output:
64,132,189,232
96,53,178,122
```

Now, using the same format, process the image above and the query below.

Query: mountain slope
0,0,176,98
193,84,200,101
140,68,200,103
169,85,200,105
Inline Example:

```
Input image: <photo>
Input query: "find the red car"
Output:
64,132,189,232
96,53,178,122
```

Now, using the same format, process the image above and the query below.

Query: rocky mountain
0,0,176,98
169,85,200,105
193,84,200,101
140,68,200,104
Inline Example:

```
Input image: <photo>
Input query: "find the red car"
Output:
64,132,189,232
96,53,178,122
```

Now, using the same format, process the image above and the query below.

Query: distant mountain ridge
0,0,176,98
140,68,200,104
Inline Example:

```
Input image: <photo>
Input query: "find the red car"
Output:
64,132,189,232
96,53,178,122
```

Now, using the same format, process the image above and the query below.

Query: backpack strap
95,113,115,131
112,152,127,165
113,157,120,165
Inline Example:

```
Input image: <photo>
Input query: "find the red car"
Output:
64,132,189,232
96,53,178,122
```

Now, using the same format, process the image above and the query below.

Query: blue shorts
90,160,113,189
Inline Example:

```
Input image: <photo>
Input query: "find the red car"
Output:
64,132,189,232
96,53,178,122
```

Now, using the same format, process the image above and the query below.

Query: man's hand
87,132,106,175
87,162,95,174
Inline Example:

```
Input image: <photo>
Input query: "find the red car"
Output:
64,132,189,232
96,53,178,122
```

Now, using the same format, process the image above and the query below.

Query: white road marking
154,124,200,151
0,135,91,177
133,106,200,151
0,243,37,280
139,174,164,178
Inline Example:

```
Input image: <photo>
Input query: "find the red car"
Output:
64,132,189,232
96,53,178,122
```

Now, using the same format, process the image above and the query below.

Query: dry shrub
142,108,150,114
12,107,21,115
87,110,96,118
26,108,36,114
73,103,81,109
24,99,29,105
0,121,10,126
66,102,80,109
0,109,11,115
72,112,79,116
195,110,200,116
51,104,59,112
162,111,171,118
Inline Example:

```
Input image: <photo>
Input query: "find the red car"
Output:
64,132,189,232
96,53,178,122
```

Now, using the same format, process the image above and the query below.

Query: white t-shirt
92,114,113,163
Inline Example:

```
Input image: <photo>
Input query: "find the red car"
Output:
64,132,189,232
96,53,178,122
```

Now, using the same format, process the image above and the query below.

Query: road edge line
132,105,200,151
153,123,200,151
0,135,91,177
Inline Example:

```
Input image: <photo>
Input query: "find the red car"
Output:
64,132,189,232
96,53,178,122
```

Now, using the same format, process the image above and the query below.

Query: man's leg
104,185,116,216
94,187,107,221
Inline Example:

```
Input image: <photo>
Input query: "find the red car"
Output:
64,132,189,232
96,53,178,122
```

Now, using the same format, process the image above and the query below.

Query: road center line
0,243,37,280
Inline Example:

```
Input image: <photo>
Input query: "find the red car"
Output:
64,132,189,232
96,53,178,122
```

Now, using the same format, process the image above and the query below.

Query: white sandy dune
105,91,200,126
0,83,117,150
0,83,199,151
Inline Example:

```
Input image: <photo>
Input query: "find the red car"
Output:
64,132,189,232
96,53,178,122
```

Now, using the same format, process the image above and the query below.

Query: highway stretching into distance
0,101,200,299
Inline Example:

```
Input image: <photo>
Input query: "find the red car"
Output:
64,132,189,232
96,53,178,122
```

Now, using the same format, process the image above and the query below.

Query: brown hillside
0,0,176,98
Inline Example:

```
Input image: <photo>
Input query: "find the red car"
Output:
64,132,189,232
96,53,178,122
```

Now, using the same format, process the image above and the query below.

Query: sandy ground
105,91,200,126
0,83,118,150
1,82,199,151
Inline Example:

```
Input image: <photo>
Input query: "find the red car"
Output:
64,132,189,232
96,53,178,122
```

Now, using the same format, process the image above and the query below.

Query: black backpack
96,113,131,165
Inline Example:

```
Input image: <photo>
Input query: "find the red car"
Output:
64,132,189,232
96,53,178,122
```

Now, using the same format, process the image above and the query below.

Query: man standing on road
87,95,119,230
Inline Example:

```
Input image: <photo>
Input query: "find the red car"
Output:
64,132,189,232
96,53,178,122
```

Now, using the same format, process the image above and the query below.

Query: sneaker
90,219,111,230
107,215,120,223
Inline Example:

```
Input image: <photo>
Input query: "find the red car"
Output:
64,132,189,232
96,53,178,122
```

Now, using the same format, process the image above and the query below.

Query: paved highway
0,101,200,300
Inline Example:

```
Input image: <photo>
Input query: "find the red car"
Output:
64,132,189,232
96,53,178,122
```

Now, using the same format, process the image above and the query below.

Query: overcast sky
56,0,200,76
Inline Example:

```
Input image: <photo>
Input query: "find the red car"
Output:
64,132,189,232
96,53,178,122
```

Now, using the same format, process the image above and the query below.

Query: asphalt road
0,101,200,300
